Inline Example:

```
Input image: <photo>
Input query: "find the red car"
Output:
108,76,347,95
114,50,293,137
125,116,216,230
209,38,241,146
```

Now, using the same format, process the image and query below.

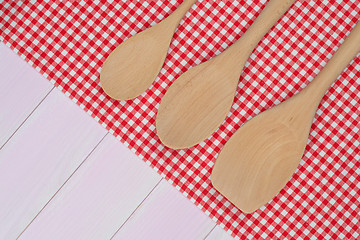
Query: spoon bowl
101,26,169,100
212,95,313,213
156,50,244,148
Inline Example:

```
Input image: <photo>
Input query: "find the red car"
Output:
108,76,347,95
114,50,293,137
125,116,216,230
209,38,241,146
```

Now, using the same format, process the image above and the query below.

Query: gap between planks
110,179,163,239
17,133,109,238
0,87,54,150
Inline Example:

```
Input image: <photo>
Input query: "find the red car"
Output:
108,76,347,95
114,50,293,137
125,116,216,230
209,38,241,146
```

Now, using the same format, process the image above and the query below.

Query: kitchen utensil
156,0,297,149
100,0,197,100
211,22,360,213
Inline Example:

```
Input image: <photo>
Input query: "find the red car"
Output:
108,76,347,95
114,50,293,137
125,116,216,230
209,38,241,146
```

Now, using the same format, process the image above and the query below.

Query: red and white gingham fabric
1,0,359,238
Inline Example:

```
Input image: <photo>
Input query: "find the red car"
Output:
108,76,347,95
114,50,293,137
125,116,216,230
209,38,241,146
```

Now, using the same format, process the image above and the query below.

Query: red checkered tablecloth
1,0,359,238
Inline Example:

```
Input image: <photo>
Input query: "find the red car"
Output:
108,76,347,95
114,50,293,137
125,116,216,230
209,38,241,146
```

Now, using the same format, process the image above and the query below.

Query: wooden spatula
100,0,197,100
156,0,297,149
211,22,360,214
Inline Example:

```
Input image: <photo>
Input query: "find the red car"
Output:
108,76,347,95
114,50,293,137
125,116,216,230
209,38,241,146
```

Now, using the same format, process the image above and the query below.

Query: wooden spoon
211,22,360,214
156,0,297,149
100,0,197,100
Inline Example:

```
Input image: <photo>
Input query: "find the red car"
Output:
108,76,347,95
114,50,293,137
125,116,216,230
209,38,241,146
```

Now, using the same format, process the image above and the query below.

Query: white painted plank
113,180,216,240
0,42,53,147
205,226,234,240
0,88,107,239
18,134,162,240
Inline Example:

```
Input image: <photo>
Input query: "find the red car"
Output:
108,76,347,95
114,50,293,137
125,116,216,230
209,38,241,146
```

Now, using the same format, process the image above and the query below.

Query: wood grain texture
0,45,222,239
211,22,360,213
156,0,297,149
112,180,216,240
18,134,161,240
100,0,197,100
0,42,53,147
205,226,234,240
0,89,107,239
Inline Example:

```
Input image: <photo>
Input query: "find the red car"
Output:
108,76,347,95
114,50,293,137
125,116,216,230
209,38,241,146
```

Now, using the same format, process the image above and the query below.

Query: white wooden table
0,42,234,240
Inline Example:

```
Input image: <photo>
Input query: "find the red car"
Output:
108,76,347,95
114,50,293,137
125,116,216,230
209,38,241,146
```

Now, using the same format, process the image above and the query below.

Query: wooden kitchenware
100,0,197,100
156,0,297,149
211,22,360,213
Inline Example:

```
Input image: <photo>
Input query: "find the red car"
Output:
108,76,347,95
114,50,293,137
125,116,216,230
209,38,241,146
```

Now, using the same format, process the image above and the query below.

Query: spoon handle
162,0,197,31
174,0,198,17
226,0,296,60
302,22,360,103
